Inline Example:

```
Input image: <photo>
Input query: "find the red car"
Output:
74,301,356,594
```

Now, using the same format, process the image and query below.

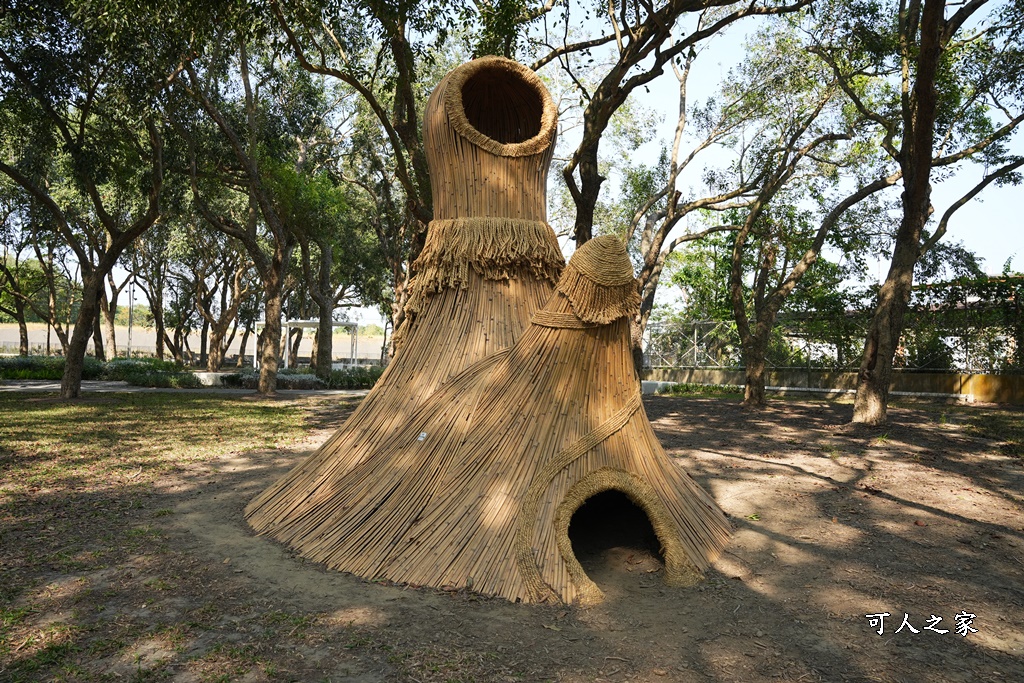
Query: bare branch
933,112,1024,166
921,157,1024,252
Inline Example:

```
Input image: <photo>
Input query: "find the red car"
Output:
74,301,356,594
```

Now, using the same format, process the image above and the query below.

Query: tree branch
921,157,1024,253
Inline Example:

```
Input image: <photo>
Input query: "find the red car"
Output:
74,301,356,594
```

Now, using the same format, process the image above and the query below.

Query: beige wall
0,323,387,362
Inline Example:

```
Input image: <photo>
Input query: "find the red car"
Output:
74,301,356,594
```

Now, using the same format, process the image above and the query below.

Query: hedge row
0,356,383,390
220,365,384,390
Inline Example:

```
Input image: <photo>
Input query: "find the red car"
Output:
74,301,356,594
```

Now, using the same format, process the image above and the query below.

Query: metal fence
644,312,1022,375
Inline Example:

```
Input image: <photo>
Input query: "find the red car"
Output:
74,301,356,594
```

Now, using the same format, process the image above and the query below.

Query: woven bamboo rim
514,391,644,602
443,56,558,158
554,469,705,606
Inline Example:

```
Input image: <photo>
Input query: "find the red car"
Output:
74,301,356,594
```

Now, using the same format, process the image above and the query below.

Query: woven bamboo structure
246,56,562,532
250,235,730,605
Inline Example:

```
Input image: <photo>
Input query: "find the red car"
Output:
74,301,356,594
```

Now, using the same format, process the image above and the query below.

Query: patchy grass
0,392,361,682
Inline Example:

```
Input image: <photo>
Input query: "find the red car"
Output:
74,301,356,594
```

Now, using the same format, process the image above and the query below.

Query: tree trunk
15,298,29,355
199,317,209,368
61,274,102,398
183,334,194,365
152,303,166,360
53,322,69,355
237,324,251,368
852,0,942,425
92,308,105,362
310,331,318,369
629,315,645,378
290,327,303,367
168,327,184,364
258,280,283,395
568,147,603,245
207,326,226,372
101,288,118,359
742,336,768,408
632,264,665,375
852,228,922,424
315,315,333,380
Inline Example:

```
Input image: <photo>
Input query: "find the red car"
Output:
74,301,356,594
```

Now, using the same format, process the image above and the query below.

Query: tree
268,0,448,333
165,218,255,372
0,180,46,354
810,0,1024,424
527,0,814,248
176,31,303,394
128,222,171,360
98,263,132,359
0,2,174,397
589,15,859,375
275,167,384,379
715,23,880,407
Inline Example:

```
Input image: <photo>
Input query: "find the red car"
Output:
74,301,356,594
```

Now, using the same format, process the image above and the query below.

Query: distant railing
644,313,1022,375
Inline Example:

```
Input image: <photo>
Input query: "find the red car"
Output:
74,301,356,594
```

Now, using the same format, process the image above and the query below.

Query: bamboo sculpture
248,57,730,605
252,234,730,604
246,56,563,530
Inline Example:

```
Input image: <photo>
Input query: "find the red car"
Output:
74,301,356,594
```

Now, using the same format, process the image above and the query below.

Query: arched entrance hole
567,489,664,583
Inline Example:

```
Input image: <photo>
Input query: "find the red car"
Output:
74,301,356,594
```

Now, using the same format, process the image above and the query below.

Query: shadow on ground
1,393,1022,682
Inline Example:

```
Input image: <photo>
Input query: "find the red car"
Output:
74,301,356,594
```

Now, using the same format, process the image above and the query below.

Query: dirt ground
2,393,1023,682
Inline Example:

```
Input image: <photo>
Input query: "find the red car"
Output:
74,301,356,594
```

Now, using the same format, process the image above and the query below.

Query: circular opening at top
460,66,543,144
568,490,663,584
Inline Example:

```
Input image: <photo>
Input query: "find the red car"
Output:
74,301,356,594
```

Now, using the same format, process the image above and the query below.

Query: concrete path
0,379,370,397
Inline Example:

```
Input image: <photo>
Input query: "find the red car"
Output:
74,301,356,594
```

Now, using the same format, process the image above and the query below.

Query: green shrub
0,355,104,380
280,374,326,390
219,370,253,389
656,382,743,397
102,357,187,380
219,366,383,390
327,365,384,389
218,369,326,390
122,371,203,389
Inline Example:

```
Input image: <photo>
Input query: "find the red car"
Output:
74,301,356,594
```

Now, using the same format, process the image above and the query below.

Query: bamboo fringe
443,56,557,158
405,217,564,318
556,236,641,324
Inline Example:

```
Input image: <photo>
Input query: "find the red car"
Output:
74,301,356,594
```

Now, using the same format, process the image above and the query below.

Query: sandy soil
4,395,1023,682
